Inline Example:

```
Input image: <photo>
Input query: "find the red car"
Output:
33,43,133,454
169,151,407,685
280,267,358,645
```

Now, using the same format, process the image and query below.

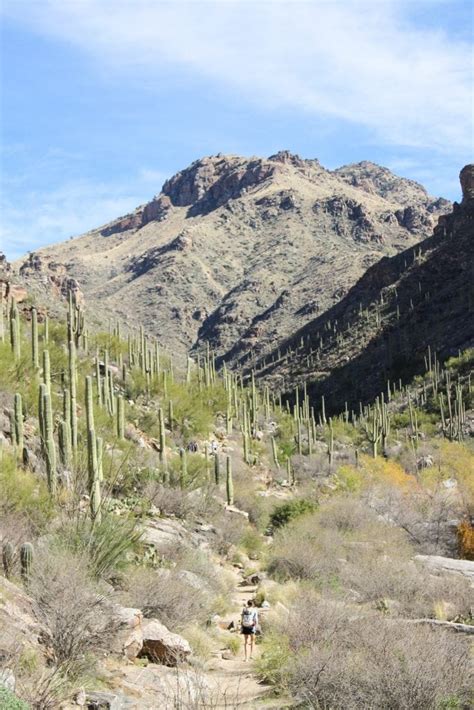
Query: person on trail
240,599,258,661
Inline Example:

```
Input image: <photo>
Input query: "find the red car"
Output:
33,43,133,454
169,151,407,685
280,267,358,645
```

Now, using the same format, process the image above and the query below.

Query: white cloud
2,0,472,158
0,171,164,261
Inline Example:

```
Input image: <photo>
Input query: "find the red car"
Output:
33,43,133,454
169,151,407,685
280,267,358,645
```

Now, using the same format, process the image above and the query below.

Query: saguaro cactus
117,395,125,440
13,393,24,460
20,542,33,581
42,349,51,395
271,436,280,469
68,339,78,456
31,307,39,369
158,407,166,463
9,299,21,360
85,375,95,431
179,448,187,490
87,428,102,523
2,542,14,578
67,290,85,348
39,383,57,495
226,455,234,506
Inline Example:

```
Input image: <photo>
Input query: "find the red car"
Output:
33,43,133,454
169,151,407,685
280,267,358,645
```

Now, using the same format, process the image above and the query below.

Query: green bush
0,686,30,709
0,453,53,531
239,527,265,559
268,498,317,532
52,514,142,581
255,632,291,685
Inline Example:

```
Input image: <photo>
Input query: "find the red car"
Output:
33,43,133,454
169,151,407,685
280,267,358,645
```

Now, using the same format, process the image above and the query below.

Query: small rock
0,668,15,692
221,650,234,660
83,691,132,709
75,688,86,706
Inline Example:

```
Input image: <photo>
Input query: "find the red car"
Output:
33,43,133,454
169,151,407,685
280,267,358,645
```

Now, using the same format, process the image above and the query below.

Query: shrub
239,527,265,559
256,632,291,685
210,512,247,557
181,625,213,661
28,550,116,670
0,687,29,710
0,453,53,532
122,567,211,630
233,490,272,531
268,522,342,583
285,599,472,710
144,481,219,520
52,514,142,581
268,498,317,532
458,520,474,560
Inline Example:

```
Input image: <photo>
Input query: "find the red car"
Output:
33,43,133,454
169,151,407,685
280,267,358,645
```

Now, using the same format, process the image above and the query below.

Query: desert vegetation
0,287,472,708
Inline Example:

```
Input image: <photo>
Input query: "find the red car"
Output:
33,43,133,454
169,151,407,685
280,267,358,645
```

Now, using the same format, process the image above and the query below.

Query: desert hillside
253,164,474,412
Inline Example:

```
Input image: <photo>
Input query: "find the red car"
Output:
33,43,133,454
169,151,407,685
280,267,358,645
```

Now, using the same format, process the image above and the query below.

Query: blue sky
1,0,472,260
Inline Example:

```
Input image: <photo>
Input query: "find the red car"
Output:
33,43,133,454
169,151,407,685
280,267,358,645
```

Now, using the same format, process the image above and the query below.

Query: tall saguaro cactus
9,299,21,360
87,428,102,523
117,395,125,440
67,290,85,348
31,307,39,369
13,393,24,460
226,455,234,506
68,338,78,457
40,384,57,495
20,542,34,582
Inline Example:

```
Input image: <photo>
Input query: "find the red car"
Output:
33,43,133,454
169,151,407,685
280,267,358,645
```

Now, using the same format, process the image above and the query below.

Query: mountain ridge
12,152,450,363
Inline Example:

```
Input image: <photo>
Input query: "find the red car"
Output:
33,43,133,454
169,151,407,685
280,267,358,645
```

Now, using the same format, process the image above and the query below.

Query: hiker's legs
249,633,255,659
243,634,249,660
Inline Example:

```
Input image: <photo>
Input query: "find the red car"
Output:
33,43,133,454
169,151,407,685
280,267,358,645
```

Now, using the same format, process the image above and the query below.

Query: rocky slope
253,165,474,412
14,152,450,362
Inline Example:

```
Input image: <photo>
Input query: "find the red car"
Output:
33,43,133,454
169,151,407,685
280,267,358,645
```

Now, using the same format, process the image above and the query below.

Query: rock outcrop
19,253,84,304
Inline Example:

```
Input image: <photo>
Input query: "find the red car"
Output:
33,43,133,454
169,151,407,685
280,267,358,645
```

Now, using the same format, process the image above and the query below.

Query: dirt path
204,582,272,708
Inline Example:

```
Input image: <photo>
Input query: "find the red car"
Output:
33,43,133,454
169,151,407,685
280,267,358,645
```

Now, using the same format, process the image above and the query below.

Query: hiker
187,440,198,452
240,599,258,661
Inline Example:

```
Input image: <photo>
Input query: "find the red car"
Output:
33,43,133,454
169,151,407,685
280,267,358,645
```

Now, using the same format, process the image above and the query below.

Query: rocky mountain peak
161,153,279,216
334,161,438,207
460,164,474,203
0,251,12,275
268,150,307,167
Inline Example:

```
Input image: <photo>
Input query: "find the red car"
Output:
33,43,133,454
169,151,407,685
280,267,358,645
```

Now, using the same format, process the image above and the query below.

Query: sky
0,0,472,260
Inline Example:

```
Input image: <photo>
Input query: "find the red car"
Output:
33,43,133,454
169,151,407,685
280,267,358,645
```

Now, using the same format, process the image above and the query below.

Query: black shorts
241,626,255,635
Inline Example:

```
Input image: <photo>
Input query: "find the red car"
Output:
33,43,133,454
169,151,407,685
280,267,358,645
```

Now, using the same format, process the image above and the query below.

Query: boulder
139,619,191,666
111,606,143,660
142,518,189,550
414,555,474,583
80,690,135,709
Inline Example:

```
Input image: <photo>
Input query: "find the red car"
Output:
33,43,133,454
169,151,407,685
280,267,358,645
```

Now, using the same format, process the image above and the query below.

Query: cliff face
254,165,474,412
14,152,449,360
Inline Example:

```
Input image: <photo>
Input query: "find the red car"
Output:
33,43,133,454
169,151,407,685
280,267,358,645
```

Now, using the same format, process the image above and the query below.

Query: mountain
15,152,450,362
253,164,474,412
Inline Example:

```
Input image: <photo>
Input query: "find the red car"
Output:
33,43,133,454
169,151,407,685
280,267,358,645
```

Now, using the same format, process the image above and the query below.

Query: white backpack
242,607,255,628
